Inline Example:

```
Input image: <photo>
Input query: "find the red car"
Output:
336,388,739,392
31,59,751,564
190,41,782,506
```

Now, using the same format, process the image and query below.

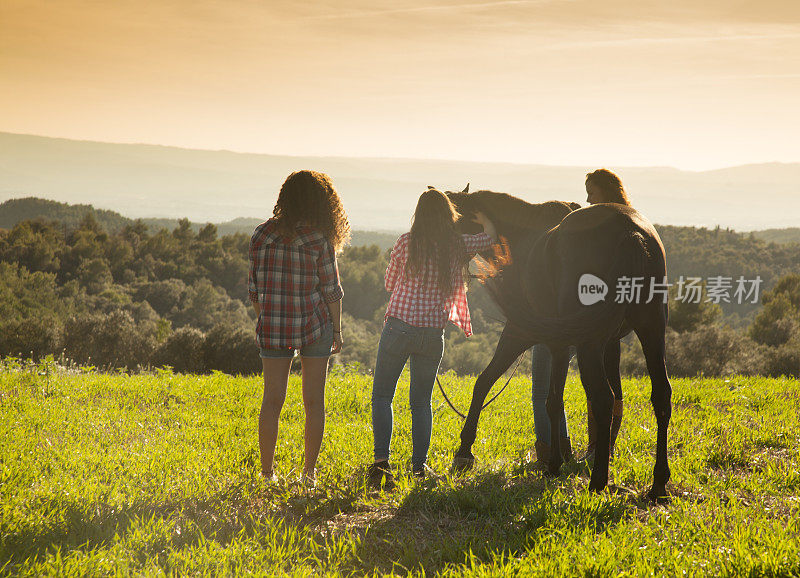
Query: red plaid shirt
384,232,492,337
248,219,344,349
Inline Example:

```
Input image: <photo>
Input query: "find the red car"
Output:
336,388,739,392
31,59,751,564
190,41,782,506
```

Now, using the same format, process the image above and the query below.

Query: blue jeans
372,317,444,469
531,343,571,445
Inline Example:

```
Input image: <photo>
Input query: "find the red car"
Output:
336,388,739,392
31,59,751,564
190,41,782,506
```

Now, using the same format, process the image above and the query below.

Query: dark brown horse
447,188,672,500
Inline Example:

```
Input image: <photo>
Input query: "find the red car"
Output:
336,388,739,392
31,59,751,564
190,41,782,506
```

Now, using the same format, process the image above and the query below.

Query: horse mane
445,189,579,315
469,190,578,232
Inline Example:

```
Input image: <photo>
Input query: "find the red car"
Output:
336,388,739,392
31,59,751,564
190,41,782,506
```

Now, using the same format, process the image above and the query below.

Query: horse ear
427,185,436,190
462,183,470,193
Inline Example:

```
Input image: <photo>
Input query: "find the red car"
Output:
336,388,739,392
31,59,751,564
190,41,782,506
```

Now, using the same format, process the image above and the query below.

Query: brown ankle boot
533,439,551,470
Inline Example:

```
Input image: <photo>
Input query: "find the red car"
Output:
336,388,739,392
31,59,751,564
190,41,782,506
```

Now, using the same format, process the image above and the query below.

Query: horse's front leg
545,344,572,476
453,327,531,472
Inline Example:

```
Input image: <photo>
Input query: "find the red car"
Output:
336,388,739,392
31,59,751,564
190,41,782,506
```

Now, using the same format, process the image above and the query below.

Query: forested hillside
0,198,400,249
751,227,800,244
1,200,799,377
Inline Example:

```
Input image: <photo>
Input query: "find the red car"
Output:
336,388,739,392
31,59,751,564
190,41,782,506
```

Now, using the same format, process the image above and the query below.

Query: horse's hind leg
604,339,624,456
634,322,672,501
577,339,613,492
454,327,530,470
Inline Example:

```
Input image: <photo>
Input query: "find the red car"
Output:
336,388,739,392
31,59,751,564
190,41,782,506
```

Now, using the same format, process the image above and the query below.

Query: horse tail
507,232,649,344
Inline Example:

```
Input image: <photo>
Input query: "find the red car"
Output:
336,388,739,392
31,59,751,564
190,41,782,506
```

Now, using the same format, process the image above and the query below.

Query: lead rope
435,350,526,419
436,260,516,418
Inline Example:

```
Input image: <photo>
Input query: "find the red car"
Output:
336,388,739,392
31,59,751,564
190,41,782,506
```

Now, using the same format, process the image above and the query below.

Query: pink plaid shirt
384,232,492,337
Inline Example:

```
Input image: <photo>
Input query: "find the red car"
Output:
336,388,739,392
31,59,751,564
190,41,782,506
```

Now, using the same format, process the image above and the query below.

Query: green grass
2,358,800,576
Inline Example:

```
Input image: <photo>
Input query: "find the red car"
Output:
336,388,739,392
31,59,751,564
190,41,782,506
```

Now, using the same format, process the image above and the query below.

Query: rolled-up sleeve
385,235,406,292
462,232,493,259
318,240,344,303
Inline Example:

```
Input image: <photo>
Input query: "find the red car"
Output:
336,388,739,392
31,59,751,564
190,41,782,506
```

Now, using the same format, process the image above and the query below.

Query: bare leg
300,355,330,478
259,357,293,475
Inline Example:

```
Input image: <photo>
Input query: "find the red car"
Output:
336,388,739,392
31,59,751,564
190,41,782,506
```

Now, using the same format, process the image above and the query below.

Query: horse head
443,184,487,236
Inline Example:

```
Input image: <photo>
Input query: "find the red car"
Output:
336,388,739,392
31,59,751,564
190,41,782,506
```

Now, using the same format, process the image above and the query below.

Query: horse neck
475,195,567,316
475,191,568,235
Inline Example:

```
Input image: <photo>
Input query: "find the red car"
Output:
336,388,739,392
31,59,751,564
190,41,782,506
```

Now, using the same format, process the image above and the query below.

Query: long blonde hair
405,189,465,296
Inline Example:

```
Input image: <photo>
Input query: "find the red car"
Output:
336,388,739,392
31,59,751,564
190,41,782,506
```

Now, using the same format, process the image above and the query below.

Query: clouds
0,0,798,169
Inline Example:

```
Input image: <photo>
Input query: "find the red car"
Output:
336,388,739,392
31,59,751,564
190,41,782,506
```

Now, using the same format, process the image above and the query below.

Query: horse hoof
646,487,670,504
452,455,474,473
588,480,607,493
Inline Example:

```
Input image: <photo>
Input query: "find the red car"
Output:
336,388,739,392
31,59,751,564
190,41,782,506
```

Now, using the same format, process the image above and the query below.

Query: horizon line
1,194,798,236
3,130,797,174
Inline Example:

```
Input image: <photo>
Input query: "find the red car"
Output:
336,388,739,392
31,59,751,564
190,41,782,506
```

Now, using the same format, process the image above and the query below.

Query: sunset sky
2,0,799,170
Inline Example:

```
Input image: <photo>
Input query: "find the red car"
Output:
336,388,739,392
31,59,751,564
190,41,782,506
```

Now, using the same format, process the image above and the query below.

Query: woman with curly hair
248,170,350,484
368,188,497,489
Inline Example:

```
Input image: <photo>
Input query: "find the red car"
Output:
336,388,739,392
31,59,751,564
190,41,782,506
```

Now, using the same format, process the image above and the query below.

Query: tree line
1,205,799,377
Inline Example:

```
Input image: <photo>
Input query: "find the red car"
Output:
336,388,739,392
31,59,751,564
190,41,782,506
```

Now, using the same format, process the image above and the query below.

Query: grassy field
2,358,800,576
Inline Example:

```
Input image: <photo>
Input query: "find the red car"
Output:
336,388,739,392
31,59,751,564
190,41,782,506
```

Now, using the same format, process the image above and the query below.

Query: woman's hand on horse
472,211,498,241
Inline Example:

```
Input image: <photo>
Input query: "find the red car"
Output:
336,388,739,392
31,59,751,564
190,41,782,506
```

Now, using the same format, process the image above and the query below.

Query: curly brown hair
585,168,631,205
405,189,466,297
272,170,350,252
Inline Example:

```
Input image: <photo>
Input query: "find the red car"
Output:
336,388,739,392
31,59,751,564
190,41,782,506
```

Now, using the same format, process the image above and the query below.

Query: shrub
761,338,800,378
202,323,261,375
667,325,765,377
621,326,767,378
335,313,381,370
0,317,62,360
151,327,206,373
63,310,157,369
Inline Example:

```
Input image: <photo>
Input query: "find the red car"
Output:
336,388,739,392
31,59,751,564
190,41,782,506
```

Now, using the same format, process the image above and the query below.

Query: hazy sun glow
1,0,799,169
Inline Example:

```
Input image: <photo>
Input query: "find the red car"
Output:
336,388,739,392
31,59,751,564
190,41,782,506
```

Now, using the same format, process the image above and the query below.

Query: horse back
526,204,666,318
555,203,664,269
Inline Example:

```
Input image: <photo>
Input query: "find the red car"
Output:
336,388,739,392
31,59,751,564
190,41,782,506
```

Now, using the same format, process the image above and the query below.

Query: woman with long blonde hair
368,188,497,489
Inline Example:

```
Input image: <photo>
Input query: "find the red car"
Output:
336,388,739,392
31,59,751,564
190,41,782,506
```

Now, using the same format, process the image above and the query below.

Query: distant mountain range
1,131,799,230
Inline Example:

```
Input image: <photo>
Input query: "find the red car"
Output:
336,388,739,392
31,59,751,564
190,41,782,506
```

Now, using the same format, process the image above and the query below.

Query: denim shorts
259,322,334,359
